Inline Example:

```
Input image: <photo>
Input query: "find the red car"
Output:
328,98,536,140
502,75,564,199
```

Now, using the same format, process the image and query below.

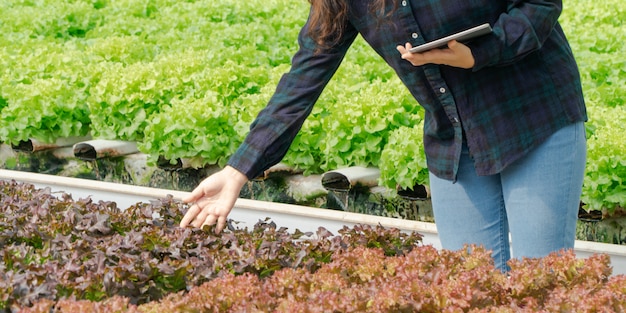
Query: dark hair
307,0,397,51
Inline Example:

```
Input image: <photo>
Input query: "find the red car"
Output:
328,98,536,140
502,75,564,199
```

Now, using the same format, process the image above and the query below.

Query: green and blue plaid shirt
227,0,587,181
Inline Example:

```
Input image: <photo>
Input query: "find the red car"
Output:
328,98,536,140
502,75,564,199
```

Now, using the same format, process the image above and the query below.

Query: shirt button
402,0,407,6
439,87,446,93
411,32,419,39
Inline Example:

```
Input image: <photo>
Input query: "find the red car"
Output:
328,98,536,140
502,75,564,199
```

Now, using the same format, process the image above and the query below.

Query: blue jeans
429,122,586,270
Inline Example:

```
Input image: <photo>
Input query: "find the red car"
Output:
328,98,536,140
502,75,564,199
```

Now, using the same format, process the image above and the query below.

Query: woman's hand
180,166,248,234
396,40,475,69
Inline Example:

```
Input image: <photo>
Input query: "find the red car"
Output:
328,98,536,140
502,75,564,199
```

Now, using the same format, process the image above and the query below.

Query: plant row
22,249,626,313
0,179,422,310
558,1,625,213
0,0,623,213
1,180,624,312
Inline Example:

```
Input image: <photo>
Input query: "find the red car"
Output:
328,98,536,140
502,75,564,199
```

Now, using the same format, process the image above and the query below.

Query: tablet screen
409,23,492,53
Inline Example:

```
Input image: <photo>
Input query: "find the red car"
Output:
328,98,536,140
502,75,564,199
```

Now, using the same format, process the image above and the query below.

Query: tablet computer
409,23,492,53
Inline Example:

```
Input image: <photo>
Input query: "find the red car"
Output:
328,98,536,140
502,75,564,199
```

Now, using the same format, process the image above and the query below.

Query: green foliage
379,121,428,190
0,0,101,40
0,0,624,212
0,77,91,145
582,106,626,212
283,72,419,174
0,0,305,145
0,42,94,145
86,50,219,141
140,93,243,168
560,1,625,213
561,0,625,110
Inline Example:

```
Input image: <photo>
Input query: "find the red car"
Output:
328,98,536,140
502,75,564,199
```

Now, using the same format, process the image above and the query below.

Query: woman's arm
227,13,358,180
181,11,359,233
470,0,563,70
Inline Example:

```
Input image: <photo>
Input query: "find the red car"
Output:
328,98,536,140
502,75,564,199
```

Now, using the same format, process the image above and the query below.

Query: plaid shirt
227,0,587,181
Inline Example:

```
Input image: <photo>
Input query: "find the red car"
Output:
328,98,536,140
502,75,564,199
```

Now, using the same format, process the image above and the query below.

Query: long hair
307,0,397,51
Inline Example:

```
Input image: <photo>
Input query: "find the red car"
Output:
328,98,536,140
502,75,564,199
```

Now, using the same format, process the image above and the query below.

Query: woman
180,0,587,270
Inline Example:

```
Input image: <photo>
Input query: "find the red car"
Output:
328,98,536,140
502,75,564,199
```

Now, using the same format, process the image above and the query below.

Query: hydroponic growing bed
2,169,624,275
1,169,626,312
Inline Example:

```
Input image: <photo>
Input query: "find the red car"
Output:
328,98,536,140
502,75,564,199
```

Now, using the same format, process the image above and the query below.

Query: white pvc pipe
73,139,138,160
12,136,92,153
322,166,380,190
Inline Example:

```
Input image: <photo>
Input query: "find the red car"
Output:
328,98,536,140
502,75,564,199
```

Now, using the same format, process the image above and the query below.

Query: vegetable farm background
0,0,624,215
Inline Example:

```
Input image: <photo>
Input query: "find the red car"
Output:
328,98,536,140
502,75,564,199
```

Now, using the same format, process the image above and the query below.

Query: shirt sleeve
470,0,563,71
227,13,359,180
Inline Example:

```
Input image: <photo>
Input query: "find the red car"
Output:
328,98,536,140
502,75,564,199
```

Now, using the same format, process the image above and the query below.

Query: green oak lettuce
0,0,624,214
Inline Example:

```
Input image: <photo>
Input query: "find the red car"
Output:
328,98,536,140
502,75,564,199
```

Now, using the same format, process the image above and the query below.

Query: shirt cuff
469,35,501,72
226,141,267,180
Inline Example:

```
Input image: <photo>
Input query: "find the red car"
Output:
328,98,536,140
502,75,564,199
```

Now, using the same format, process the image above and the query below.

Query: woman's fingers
191,201,213,228
180,176,219,227
209,215,228,234
397,42,428,66
179,166,247,233
180,203,201,228
396,43,413,59
182,176,218,203
397,40,474,69
180,194,234,234
195,204,231,234
200,211,218,229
